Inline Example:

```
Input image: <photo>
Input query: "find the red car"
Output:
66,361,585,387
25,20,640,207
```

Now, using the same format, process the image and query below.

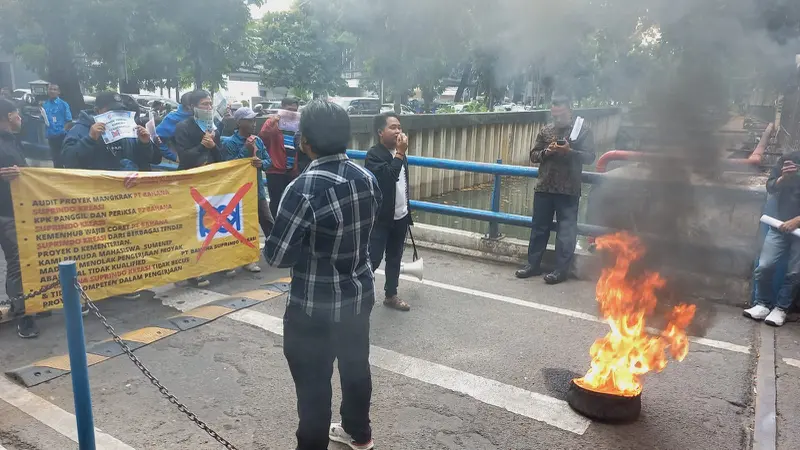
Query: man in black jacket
365,113,412,311
0,99,38,338
174,90,223,170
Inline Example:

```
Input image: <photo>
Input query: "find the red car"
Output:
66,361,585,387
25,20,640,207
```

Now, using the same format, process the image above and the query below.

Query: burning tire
566,379,642,423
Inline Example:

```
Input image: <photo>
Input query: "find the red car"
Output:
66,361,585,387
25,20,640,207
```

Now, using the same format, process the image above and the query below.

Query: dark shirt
365,142,413,225
0,130,28,218
265,153,382,322
174,118,223,170
530,122,595,196
767,151,800,221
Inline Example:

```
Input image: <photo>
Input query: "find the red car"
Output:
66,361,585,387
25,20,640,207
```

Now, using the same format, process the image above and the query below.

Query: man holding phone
746,151,800,326
516,96,595,284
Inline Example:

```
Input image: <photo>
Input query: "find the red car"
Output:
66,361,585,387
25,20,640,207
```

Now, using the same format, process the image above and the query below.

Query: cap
233,107,257,121
95,91,125,111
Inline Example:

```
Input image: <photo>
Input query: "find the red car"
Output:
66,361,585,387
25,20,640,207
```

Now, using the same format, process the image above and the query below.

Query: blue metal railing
152,149,613,238
344,150,612,238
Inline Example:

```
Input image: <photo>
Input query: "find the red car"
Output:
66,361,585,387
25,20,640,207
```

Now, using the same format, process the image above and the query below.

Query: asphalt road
0,248,797,450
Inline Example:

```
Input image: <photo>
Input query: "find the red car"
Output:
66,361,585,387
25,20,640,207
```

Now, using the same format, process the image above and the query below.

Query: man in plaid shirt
265,100,381,450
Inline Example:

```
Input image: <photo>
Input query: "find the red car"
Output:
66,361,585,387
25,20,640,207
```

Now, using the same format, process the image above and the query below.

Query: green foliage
257,8,346,95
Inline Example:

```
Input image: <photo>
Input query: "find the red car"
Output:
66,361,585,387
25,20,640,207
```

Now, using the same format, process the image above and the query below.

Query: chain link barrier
0,281,61,319
72,280,239,450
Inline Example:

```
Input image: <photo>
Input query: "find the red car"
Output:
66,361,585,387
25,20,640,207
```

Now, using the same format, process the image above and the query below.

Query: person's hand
0,165,21,181
89,122,106,141
554,140,571,154
781,160,797,177
780,216,800,233
250,157,263,168
245,135,257,151
201,131,215,149
396,133,409,155
136,125,150,144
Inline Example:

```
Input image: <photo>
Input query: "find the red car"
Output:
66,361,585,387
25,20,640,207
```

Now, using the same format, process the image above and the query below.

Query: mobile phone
556,138,567,146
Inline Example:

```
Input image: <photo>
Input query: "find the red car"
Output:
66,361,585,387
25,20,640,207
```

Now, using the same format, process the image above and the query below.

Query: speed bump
5,277,290,387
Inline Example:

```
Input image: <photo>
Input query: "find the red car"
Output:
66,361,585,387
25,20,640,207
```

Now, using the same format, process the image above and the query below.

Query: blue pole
59,261,96,450
488,159,502,239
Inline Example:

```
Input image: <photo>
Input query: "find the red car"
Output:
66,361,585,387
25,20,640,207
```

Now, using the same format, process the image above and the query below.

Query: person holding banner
221,106,274,274
0,99,39,337
174,90,223,170
266,100,380,450
61,92,161,172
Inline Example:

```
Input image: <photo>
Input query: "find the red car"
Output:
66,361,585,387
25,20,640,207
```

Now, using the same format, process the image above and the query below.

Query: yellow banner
11,160,260,314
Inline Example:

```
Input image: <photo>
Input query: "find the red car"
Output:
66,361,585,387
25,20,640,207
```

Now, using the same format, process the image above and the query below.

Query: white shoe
243,263,261,273
743,304,771,321
224,269,237,278
329,423,374,450
764,308,788,327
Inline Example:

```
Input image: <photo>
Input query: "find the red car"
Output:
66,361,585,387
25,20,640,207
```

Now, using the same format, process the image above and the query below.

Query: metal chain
0,281,61,314
75,281,238,450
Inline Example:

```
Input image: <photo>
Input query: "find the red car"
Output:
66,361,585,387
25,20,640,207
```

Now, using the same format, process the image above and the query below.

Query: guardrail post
59,260,96,450
488,159,502,239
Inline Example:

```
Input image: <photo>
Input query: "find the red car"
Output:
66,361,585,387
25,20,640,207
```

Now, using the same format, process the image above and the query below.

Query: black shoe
17,316,39,339
515,264,542,279
544,271,568,285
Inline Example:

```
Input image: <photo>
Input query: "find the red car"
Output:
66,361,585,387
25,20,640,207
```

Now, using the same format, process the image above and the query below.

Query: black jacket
174,118,223,170
365,142,413,225
0,130,28,217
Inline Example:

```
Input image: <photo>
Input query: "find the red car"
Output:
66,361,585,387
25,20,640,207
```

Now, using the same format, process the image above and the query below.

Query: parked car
380,103,415,115
330,97,381,115
12,89,34,104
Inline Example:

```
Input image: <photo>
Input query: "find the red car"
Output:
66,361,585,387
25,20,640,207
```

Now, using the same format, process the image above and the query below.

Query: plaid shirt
265,153,382,322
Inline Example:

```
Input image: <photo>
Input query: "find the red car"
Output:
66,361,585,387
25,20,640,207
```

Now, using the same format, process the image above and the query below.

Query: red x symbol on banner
190,182,256,261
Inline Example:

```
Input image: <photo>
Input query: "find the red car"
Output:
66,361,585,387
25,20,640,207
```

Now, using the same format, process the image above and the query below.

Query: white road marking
378,270,752,355
229,308,591,435
783,358,800,369
0,376,135,449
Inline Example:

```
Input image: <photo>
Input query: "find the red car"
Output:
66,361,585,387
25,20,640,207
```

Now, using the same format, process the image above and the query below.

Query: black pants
284,304,373,450
258,198,274,238
267,173,294,218
48,135,65,168
0,216,23,312
369,216,408,297
527,192,580,273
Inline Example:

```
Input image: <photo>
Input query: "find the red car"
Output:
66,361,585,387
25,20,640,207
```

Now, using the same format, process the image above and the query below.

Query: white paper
277,109,300,133
39,107,50,127
569,116,584,142
760,214,800,238
94,111,137,144
145,117,157,144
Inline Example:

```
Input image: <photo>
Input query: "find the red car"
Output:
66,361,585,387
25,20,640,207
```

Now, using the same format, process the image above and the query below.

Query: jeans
258,198,274,238
754,228,800,310
0,216,23,312
527,192,579,273
283,304,372,450
369,216,408,297
48,135,65,168
267,173,294,218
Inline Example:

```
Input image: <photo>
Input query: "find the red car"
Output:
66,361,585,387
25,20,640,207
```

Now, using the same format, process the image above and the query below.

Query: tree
257,8,346,96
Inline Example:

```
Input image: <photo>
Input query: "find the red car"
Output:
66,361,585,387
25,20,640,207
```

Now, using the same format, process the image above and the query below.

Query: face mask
194,108,215,132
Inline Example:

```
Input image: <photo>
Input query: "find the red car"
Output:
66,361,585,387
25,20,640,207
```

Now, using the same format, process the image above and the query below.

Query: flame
574,232,697,397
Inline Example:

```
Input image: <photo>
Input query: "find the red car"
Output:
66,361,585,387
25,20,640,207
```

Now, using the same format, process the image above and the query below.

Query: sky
249,0,293,19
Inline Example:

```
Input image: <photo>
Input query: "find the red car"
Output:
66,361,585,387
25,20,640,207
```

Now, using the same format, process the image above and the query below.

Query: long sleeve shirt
530,122,595,197
174,118,222,170
221,131,271,200
265,153,382,322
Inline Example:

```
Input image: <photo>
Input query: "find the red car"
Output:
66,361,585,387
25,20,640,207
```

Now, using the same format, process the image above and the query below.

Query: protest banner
11,160,260,314
94,111,138,144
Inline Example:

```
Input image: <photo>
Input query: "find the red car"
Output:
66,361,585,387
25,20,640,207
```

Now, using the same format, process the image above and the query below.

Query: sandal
383,296,411,312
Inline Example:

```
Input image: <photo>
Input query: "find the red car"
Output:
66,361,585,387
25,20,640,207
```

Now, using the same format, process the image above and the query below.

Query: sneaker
243,262,261,273
224,269,237,278
764,308,788,327
743,304,771,321
17,316,39,339
81,302,90,317
329,423,374,450
121,292,141,300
